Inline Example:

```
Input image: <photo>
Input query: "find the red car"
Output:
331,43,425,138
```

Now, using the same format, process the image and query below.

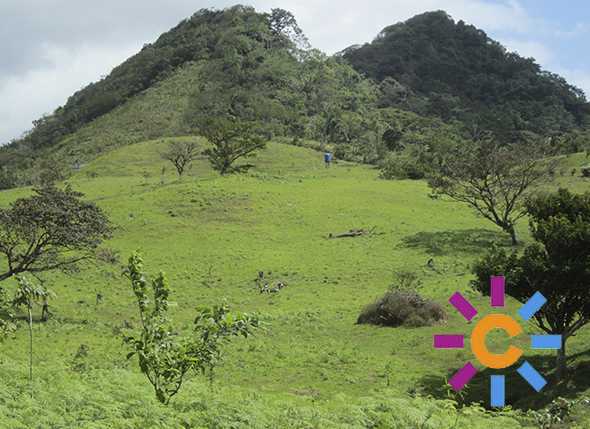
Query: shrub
357,289,446,327
123,252,259,404
333,143,356,162
96,247,121,265
379,153,425,180
390,270,422,291
0,167,20,190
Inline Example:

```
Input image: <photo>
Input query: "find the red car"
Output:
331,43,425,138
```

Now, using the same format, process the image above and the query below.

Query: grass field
0,139,588,428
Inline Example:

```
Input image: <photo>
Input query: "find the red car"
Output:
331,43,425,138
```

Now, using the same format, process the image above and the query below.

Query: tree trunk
27,305,33,397
556,338,567,382
508,225,518,246
41,298,50,322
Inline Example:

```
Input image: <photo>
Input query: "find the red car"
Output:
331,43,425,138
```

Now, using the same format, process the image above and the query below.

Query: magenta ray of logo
433,334,464,348
448,362,477,391
490,275,505,307
448,292,477,321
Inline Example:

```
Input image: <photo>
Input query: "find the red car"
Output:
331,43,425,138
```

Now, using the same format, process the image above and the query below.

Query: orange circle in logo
470,314,523,369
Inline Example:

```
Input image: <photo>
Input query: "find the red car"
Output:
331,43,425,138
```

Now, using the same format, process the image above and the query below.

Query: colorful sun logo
433,276,562,407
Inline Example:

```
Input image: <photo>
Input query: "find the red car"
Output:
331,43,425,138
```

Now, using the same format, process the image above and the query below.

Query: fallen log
328,227,377,239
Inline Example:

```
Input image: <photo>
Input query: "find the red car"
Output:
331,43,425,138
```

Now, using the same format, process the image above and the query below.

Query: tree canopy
425,133,552,244
0,185,112,281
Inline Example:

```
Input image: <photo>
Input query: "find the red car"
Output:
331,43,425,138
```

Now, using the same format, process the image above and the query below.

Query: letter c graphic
470,314,523,369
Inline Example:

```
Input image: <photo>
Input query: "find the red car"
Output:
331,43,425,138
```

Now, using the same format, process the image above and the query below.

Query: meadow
0,139,588,428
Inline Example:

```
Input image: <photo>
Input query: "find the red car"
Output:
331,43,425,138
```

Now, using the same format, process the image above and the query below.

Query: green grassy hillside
0,140,588,428
49,63,202,162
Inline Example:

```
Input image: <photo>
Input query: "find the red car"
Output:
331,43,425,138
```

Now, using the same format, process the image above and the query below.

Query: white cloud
0,43,140,144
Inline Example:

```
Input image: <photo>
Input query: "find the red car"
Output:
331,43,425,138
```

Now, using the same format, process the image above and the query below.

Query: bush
379,153,425,180
357,289,446,327
96,247,121,265
0,167,20,190
581,165,590,178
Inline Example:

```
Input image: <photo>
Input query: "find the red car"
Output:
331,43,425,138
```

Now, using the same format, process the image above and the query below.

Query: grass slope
49,62,202,164
0,140,588,428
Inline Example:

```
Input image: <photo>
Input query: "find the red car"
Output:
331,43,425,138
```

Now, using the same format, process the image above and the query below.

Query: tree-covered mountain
343,11,590,140
0,5,398,187
1,7,588,189
15,6,295,153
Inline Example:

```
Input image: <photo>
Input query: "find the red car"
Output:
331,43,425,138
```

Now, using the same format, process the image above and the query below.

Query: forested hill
343,11,590,140
1,7,589,189
10,6,296,153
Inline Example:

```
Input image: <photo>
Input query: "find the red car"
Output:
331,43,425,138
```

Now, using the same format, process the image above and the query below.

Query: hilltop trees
267,8,309,50
473,189,590,379
11,7,258,152
344,11,589,140
183,5,389,169
426,133,551,244
185,7,282,174
124,253,259,404
0,184,112,282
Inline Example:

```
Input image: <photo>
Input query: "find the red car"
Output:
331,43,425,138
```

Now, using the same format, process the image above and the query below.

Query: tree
12,276,52,396
0,166,20,190
0,184,112,282
161,141,199,177
267,8,309,50
188,73,267,175
473,189,590,379
426,134,552,245
200,117,266,175
36,156,67,185
124,252,259,404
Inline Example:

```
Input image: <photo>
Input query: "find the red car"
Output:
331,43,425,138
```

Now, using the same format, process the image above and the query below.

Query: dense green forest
1,6,588,188
343,11,590,140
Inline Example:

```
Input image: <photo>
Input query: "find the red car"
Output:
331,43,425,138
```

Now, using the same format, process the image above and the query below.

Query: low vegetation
357,272,446,327
357,288,446,327
124,252,259,404
12,276,53,395
0,140,584,426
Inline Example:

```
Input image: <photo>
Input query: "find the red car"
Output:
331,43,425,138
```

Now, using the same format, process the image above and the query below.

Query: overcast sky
1,0,589,144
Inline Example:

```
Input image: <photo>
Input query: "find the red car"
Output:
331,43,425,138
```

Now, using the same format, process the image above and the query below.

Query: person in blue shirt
324,151,332,168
